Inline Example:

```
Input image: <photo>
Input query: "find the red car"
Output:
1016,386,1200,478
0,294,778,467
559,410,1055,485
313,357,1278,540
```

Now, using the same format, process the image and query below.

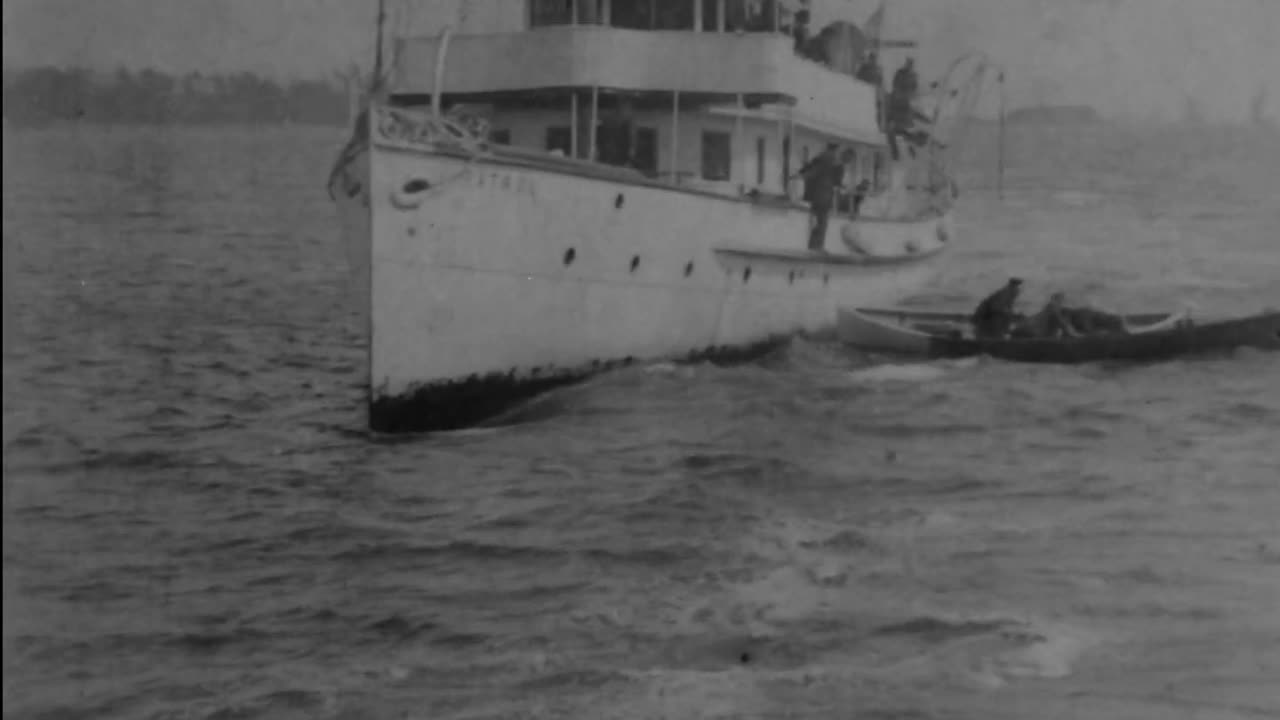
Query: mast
997,69,1006,200
874,0,885,57
371,0,388,90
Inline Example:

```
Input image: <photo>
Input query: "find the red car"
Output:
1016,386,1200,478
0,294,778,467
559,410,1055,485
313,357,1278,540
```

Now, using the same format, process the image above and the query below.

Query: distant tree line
2,66,351,127
1004,104,1100,126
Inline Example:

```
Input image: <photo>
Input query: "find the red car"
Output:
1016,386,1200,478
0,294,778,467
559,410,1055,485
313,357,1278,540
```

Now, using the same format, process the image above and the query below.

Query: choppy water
4,122,1280,720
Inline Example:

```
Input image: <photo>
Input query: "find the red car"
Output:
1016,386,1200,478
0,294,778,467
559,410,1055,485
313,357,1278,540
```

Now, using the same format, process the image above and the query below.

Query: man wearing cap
795,143,849,251
971,277,1024,339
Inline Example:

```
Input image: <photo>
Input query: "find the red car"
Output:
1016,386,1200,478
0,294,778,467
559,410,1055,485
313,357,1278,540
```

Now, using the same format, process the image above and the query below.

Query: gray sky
4,0,1278,124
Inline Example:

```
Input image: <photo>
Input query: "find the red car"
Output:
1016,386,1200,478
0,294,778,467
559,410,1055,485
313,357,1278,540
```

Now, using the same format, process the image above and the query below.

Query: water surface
4,122,1280,719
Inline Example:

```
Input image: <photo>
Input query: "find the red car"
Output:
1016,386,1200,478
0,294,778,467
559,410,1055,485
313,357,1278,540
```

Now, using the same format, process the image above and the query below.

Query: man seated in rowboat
1009,293,1136,339
970,277,1024,339
1010,292,1079,339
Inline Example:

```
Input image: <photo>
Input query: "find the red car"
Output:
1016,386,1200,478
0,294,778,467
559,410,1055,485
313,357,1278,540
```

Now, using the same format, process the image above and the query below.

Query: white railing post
571,91,580,157
432,26,454,118
590,85,599,160
669,90,681,182
733,93,744,184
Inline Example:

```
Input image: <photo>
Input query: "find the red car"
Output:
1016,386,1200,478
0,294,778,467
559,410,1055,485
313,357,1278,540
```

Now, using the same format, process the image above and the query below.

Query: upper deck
391,1,885,143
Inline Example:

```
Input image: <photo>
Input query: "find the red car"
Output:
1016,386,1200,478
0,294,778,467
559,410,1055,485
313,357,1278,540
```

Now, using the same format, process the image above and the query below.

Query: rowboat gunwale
838,307,1280,363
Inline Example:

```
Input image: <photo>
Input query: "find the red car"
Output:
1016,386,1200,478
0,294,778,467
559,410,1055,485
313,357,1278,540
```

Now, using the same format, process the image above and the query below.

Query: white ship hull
334,108,955,432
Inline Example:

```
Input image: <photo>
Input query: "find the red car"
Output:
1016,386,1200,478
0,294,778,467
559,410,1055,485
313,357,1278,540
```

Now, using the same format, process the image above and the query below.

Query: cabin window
653,0,695,29
595,123,656,174
701,131,731,181
744,0,778,32
612,0,694,30
530,0,605,26
721,0,780,33
801,145,810,167
545,126,572,155
576,0,604,24
872,150,884,190
633,127,658,175
596,124,627,166
756,136,766,186
777,2,795,33
701,0,720,31
529,0,573,27
611,0,652,29
489,129,512,145
725,0,748,32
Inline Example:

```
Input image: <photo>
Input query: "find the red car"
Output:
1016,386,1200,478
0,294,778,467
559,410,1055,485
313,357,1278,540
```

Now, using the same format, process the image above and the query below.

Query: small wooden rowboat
837,307,1280,363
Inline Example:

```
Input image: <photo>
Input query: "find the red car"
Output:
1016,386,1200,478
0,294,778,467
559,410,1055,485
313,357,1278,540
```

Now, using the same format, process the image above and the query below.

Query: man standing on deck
792,9,812,55
796,144,850,251
892,57,919,101
886,57,920,155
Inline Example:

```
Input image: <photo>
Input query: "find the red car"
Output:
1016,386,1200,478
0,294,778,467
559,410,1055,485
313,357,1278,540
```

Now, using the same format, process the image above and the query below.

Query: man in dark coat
892,57,919,98
796,144,849,251
792,10,811,54
886,57,920,140
971,278,1024,339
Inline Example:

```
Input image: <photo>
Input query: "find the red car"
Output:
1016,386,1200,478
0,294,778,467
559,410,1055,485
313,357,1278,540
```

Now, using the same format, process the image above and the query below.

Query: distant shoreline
1004,104,1101,125
3,118,349,130
3,66,351,129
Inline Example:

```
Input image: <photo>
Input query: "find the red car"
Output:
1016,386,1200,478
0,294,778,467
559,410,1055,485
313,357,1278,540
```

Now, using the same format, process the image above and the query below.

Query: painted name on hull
390,167,539,212
474,170,536,197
